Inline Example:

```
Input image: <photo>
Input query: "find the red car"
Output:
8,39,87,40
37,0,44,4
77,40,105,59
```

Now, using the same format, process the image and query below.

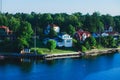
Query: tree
92,12,104,32
100,36,117,48
114,17,120,32
15,21,33,51
49,28,57,38
8,17,20,32
81,45,87,52
84,41,91,50
47,40,56,52
66,24,76,36
83,14,94,32
107,36,117,48
17,21,33,40
0,14,8,26
86,37,97,48
53,13,64,26
17,37,29,50
41,13,53,27
101,14,115,29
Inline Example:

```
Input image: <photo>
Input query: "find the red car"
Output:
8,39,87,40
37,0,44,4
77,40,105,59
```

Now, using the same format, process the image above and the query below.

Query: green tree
49,28,57,38
84,41,91,50
17,21,33,40
81,45,87,52
41,13,53,27
83,14,94,32
114,17,120,32
47,40,56,52
53,14,64,26
17,37,29,50
101,14,115,29
66,24,76,36
15,21,33,51
8,17,20,32
86,37,97,48
107,36,117,48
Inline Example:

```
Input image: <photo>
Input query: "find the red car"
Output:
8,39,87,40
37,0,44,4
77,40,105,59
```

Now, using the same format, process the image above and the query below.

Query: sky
1,0,120,16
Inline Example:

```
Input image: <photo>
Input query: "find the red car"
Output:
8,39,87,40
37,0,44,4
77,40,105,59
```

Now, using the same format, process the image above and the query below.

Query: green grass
30,39,76,54
31,47,76,54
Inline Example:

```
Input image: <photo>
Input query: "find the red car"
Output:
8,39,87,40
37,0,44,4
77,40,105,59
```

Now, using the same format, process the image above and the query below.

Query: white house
20,48,30,54
44,24,60,35
101,32,109,37
108,26,113,32
53,25,60,33
57,33,72,47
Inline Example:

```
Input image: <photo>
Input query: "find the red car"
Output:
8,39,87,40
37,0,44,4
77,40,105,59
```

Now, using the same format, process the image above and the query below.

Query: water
0,53,120,80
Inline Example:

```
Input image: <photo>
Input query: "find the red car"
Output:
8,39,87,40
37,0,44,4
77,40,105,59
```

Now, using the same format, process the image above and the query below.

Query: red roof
106,31,119,36
75,30,91,40
0,26,12,34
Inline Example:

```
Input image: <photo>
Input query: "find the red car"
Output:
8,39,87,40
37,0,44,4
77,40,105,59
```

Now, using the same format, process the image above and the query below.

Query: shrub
37,49,43,54
30,48,43,54
86,36,96,48
81,45,87,52
47,40,56,52
84,41,91,50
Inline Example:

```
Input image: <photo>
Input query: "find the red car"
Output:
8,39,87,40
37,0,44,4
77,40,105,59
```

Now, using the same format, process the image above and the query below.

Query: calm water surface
0,53,120,80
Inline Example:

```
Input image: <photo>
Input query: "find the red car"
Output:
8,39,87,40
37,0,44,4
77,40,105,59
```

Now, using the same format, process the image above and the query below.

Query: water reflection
0,53,119,80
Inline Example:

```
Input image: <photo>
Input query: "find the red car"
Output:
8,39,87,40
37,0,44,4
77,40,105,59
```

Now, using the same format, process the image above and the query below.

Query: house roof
106,31,119,35
75,30,91,40
76,30,90,36
49,24,59,28
0,26,12,33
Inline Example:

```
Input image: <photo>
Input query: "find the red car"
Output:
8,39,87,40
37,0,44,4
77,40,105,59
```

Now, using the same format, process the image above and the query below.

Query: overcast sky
1,0,120,16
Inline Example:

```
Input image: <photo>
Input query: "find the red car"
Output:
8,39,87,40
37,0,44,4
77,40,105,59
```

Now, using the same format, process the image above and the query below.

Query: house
57,33,72,47
101,32,109,37
92,33,99,38
105,26,113,32
102,26,119,38
52,24,60,33
20,48,30,54
0,26,12,40
74,29,91,41
0,26,12,36
43,33,73,47
44,24,60,35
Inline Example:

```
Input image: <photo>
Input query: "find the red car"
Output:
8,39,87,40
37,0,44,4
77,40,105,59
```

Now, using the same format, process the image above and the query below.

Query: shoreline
44,48,120,60
0,48,120,60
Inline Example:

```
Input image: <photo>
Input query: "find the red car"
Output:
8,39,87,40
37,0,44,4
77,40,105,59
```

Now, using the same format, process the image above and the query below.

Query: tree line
0,12,120,52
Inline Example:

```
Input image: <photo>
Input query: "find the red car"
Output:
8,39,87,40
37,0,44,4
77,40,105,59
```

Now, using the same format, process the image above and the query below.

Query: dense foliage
0,12,120,52
47,40,56,51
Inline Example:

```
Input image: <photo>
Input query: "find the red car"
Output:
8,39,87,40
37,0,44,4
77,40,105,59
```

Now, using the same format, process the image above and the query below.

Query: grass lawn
30,39,76,54
31,47,76,54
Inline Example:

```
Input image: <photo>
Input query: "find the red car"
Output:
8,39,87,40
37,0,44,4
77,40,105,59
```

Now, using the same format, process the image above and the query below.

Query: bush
86,36,96,48
84,41,91,50
30,48,43,54
81,45,87,52
47,40,56,52
37,49,43,54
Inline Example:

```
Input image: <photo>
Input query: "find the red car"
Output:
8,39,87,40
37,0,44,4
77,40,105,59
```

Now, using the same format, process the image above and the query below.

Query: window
66,40,71,43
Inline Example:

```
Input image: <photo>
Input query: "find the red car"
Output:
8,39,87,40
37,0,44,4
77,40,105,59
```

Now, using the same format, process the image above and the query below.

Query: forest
0,12,120,52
